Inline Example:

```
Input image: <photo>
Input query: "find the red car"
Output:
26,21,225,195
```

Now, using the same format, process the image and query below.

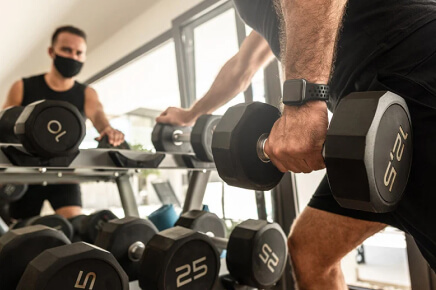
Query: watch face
283,79,305,103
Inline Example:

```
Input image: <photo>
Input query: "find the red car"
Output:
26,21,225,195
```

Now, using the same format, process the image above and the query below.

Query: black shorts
309,20,436,270
9,184,82,219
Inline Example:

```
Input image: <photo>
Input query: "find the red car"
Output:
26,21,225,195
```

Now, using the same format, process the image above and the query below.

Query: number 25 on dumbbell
175,256,208,288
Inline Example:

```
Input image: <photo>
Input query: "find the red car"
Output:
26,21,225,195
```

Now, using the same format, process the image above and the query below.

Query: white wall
79,0,203,83
0,0,203,103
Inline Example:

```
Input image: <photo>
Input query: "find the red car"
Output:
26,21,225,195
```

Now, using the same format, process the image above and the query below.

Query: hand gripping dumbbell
0,100,85,158
10,214,74,240
0,225,128,290
152,114,221,162
212,91,413,213
69,209,118,243
175,210,288,289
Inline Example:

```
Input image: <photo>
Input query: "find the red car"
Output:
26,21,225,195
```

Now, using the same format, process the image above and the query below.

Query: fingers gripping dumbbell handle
256,133,326,163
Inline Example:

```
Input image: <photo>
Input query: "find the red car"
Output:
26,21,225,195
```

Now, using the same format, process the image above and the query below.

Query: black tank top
22,74,86,118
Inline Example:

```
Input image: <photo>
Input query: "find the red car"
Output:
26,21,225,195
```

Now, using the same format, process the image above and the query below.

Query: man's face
50,32,87,63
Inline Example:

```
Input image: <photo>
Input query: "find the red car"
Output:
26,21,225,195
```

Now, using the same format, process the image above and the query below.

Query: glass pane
193,8,244,115
93,41,180,114
81,40,183,215
83,40,180,150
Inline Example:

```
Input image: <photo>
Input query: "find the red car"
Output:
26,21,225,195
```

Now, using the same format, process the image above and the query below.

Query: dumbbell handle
128,241,146,262
256,134,326,163
172,130,191,145
127,234,228,262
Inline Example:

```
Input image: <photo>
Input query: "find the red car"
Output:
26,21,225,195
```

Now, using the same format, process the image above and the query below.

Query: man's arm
264,0,348,173
156,30,275,126
84,87,125,146
280,0,347,82
3,80,24,109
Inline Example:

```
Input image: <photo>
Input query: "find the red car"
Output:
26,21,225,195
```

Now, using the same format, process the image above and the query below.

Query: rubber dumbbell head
11,214,74,240
191,115,221,162
325,91,413,212
0,225,70,290
176,210,287,288
70,209,118,243
152,123,193,153
175,210,226,254
0,184,27,202
226,219,287,288
212,102,284,191
94,216,158,281
14,100,85,158
140,226,220,289
0,106,24,144
17,242,129,290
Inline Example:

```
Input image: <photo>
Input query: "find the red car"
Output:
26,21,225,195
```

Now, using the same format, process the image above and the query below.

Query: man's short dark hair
51,25,87,45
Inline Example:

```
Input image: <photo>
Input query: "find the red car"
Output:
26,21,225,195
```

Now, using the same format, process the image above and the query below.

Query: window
83,40,180,150
192,8,244,115
82,36,184,217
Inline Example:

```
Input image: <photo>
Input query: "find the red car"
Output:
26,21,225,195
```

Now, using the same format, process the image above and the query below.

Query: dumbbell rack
0,144,215,217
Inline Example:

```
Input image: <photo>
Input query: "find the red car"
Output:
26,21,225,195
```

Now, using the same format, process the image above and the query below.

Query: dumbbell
94,217,159,283
212,91,413,213
0,225,128,290
0,225,70,289
17,242,129,290
69,209,118,243
10,214,74,240
140,215,287,289
0,100,85,158
152,114,221,161
94,216,220,289
0,184,28,202
175,210,287,288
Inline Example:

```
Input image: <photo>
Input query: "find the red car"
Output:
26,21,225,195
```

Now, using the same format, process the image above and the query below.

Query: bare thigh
289,207,387,266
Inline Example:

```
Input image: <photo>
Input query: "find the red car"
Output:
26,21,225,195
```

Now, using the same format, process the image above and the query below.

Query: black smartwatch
282,79,329,106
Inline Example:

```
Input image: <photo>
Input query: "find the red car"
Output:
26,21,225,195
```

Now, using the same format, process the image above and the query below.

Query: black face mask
54,54,83,78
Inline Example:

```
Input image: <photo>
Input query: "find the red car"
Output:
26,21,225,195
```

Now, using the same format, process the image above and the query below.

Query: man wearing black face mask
2,25,125,220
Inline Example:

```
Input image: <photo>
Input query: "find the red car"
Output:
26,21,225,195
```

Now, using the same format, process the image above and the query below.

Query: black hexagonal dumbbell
0,225,71,290
0,184,28,202
175,210,288,289
212,91,413,213
17,242,129,290
94,216,159,283
0,100,85,158
69,209,118,243
94,216,220,289
152,114,221,162
10,214,74,241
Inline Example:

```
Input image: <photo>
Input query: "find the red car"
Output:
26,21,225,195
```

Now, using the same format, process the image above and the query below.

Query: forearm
91,110,111,133
189,56,254,118
280,0,347,83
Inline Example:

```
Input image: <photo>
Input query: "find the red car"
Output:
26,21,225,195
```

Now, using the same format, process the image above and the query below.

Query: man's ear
48,47,55,59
